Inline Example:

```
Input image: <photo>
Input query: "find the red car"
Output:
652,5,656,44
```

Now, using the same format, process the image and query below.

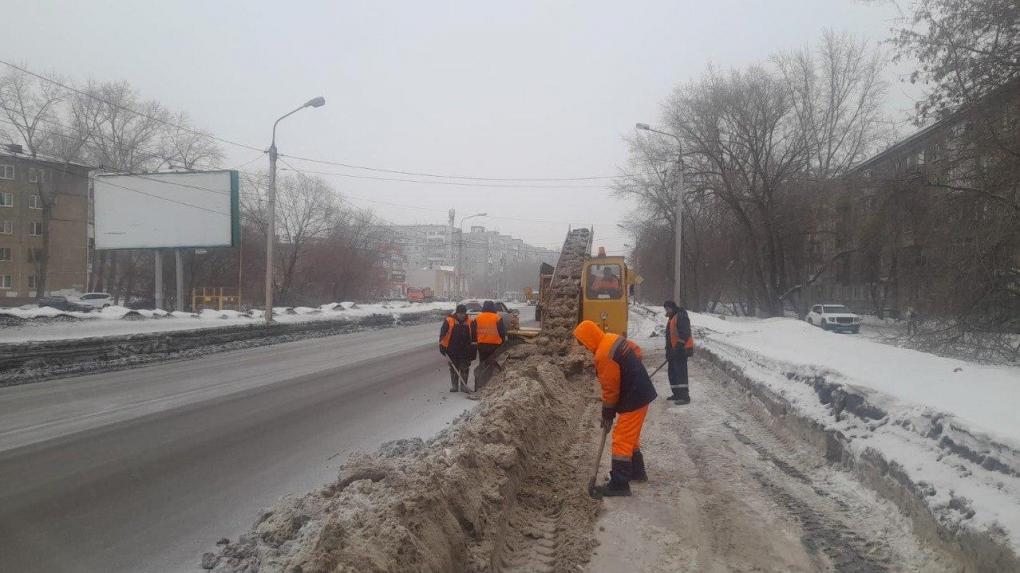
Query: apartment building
0,148,91,305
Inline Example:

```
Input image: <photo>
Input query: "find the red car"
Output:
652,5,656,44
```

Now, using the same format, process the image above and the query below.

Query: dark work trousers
667,355,689,400
448,358,471,390
475,344,502,390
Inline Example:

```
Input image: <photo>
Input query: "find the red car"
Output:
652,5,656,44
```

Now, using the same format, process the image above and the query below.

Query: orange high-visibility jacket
440,315,474,348
593,276,621,291
667,312,694,353
474,311,505,345
574,320,656,412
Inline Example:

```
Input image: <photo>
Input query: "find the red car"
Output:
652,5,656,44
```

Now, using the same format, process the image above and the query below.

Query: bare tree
894,0,1020,123
161,112,224,170
86,81,169,172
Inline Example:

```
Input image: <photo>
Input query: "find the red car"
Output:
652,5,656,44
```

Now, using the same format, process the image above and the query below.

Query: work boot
631,449,647,482
594,459,632,497
676,394,691,405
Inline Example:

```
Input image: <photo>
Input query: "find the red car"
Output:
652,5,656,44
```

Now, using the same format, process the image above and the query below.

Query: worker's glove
685,346,695,358
439,345,447,357
600,406,616,430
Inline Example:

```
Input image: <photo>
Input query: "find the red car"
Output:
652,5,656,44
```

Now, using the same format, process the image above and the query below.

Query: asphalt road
0,317,505,572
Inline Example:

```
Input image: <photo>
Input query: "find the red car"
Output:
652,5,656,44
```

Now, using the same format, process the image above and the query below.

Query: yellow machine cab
582,247,629,337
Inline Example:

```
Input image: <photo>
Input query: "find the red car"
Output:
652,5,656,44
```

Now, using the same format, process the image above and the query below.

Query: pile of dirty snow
206,352,600,573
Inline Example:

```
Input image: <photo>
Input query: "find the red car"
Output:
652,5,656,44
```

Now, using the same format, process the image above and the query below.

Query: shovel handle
447,358,468,392
588,425,611,493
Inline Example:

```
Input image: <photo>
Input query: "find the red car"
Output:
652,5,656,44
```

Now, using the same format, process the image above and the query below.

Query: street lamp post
264,96,325,324
457,212,486,299
636,122,684,305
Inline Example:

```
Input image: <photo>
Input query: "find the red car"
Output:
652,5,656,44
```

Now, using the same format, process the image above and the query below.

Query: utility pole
457,212,485,299
636,123,684,304
264,96,326,324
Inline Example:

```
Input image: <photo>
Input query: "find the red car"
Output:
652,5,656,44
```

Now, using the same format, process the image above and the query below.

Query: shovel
446,358,471,393
648,359,668,379
588,425,611,498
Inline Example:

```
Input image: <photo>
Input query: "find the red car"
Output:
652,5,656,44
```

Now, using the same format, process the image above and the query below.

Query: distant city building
0,149,91,305
376,219,559,298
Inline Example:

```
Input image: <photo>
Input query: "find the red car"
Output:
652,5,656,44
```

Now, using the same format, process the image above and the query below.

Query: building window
28,168,49,183
29,221,43,236
1,220,12,234
28,194,42,209
0,165,13,180
0,275,12,289
0,247,10,261
0,192,12,207
27,275,36,289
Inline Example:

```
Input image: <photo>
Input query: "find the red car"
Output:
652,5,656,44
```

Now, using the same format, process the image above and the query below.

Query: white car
806,304,861,333
74,292,114,309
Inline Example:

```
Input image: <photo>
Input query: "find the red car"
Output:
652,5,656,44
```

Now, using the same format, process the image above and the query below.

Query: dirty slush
207,229,605,572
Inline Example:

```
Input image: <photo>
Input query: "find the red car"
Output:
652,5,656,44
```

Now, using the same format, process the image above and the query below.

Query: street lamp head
304,96,326,108
635,123,651,131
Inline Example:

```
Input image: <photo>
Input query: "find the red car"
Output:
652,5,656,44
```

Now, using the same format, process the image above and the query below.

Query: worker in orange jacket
473,300,506,390
574,320,658,496
439,304,477,392
664,300,694,404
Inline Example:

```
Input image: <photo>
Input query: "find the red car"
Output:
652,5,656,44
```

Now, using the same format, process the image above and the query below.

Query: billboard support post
154,249,164,310
175,249,184,312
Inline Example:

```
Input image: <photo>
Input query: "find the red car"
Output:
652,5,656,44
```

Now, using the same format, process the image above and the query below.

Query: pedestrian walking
439,304,477,392
664,300,694,404
574,320,657,497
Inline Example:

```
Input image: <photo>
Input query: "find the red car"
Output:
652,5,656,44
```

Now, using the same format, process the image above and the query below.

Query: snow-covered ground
0,301,456,343
628,306,1020,560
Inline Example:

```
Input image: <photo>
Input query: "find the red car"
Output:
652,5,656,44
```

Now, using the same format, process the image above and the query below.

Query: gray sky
3,0,915,251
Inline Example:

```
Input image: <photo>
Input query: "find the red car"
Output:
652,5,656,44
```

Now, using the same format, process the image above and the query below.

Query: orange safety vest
475,312,503,345
593,277,621,291
440,315,472,348
668,314,695,351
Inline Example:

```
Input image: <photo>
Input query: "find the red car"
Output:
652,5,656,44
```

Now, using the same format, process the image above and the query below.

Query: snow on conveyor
628,307,1020,558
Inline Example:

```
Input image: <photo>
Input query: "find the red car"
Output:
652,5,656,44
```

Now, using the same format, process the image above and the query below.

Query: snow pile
206,353,599,573
0,301,457,343
633,306,1020,565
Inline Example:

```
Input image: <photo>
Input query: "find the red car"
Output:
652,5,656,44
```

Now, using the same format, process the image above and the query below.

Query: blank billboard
94,171,239,250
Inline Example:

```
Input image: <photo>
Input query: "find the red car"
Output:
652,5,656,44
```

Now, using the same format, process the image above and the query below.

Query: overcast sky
3,0,917,251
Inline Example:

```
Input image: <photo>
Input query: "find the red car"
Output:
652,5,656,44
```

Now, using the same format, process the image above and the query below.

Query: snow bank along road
0,319,488,573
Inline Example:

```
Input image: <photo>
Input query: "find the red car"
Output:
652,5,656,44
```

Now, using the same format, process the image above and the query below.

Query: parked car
459,299,521,330
37,296,91,312
806,304,861,333
74,292,114,309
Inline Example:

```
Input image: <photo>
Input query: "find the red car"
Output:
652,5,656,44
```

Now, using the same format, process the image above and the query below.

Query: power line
0,59,264,153
1,62,629,185
279,153,626,182
277,165,610,189
277,158,610,226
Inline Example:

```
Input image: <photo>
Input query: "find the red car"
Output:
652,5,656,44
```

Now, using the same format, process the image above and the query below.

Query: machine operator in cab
591,266,622,299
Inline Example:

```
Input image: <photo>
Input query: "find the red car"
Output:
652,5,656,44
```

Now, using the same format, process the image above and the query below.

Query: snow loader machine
510,228,638,344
